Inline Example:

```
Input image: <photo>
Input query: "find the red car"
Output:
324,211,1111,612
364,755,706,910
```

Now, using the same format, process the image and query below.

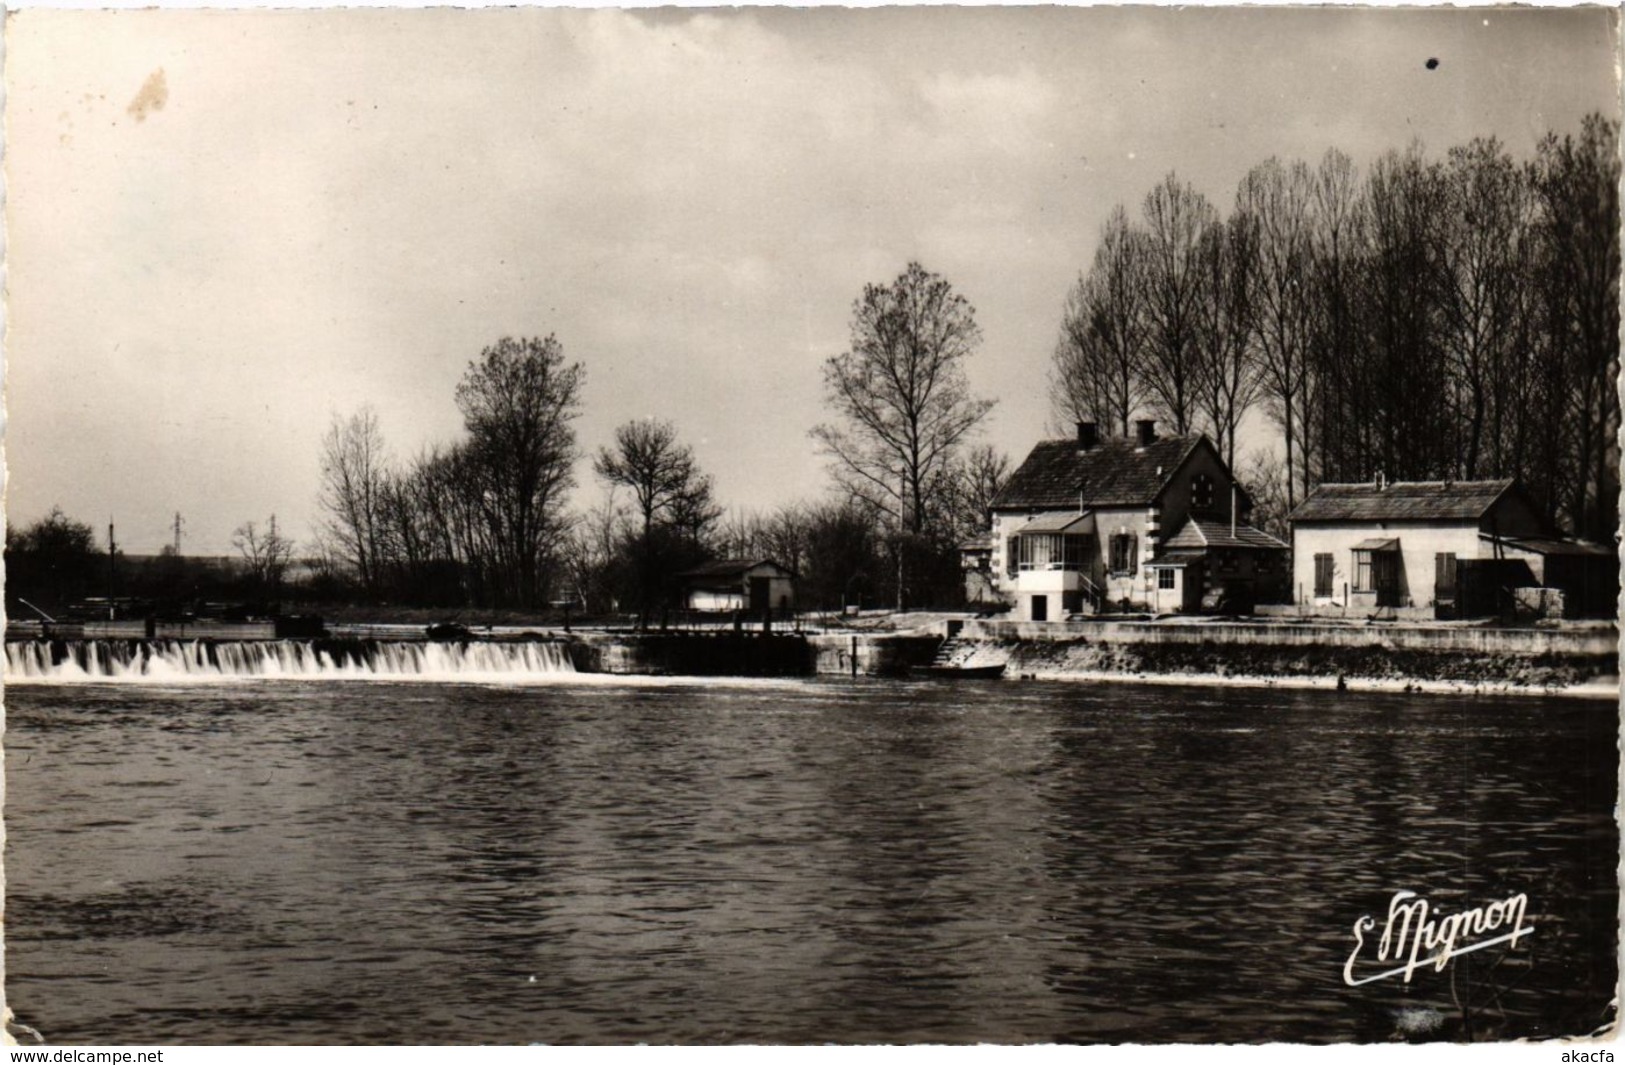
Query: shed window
1353,550,1375,593
1157,568,1176,590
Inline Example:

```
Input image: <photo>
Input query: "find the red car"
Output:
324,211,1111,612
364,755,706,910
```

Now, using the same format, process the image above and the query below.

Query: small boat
912,663,1006,680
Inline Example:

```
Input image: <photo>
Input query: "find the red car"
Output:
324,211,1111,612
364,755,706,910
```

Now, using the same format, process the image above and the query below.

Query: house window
1435,553,1457,597
1158,568,1176,590
1314,553,1334,597
1109,533,1138,576
1217,550,1238,574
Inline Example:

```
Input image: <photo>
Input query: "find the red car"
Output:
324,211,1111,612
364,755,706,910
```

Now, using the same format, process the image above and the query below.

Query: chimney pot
1076,421,1098,451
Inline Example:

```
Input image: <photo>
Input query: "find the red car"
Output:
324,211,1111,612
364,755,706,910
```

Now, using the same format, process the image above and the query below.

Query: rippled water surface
6,678,1617,1044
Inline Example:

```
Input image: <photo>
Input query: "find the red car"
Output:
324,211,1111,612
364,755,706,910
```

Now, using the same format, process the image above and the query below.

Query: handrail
16,598,56,623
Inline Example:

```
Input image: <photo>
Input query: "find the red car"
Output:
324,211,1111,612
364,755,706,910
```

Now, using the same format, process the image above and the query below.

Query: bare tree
456,335,585,607
233,515,296,595
1356,145,1452,482
593,418,719,622
1050,207,1149,436
1306,148,1364,484
594,419,714,538
1436,138,1534,481
945,444,1010,541
1237,449,1291,543
668,472,723,546
1191,214,1262,466
1237,158,1316,507
1140,173,1218,435
317,407,391,593
758,504,811,576
1530,114,1620,541
812,261,994,536
561,487,631,613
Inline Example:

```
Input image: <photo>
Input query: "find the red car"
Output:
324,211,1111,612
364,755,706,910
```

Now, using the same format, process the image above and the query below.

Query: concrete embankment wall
565,631,939,676
959,619,1619,689
804,633,940,676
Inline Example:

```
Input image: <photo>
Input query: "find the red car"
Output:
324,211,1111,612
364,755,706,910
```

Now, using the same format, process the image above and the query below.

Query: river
5,673,1616,1044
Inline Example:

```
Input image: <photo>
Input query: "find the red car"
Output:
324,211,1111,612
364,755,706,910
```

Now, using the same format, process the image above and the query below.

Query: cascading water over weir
5,639,578,681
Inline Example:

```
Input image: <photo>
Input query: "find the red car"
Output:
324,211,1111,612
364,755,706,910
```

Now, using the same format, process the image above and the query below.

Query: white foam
5,638,576,682
3,638,818,690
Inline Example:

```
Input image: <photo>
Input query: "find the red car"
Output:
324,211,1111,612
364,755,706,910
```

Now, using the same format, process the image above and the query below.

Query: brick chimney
1076,421,1098,451
1135,419,1156,448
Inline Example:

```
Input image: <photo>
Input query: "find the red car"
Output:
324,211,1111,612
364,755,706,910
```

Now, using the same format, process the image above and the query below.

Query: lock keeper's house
987,420,1288,620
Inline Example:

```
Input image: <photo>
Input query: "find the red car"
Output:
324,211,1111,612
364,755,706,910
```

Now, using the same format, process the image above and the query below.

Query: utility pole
895,476,906,615
107,517,117,619
173,512,185,555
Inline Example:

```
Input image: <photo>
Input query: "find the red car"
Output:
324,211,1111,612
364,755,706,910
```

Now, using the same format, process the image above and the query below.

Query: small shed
959,535,1000,605
1483,535,1618,618
678,559,796,614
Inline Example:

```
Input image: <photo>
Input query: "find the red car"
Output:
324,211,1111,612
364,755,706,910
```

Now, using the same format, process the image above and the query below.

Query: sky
4,5,1619,555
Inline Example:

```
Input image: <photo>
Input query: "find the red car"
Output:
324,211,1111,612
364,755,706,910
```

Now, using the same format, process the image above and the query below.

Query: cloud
5,7,1617,551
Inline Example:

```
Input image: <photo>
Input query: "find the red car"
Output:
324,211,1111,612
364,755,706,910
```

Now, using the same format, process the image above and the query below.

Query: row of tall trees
1051,115,1620,541
5,506,301,617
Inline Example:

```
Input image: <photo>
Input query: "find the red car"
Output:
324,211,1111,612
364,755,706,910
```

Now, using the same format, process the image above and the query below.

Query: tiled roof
1016,511,1096,535
1161,518,1289,551
1148,550,1205,564
1289,480,1515,523
677,559,790,579
991,435,1204,510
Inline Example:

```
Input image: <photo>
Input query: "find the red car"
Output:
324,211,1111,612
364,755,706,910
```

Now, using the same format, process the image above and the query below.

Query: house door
749,577,771,614
1031,595,1048,622
1373,552,1400,607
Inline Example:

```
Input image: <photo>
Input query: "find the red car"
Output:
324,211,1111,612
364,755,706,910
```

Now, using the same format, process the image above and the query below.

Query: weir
4,638,577,681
